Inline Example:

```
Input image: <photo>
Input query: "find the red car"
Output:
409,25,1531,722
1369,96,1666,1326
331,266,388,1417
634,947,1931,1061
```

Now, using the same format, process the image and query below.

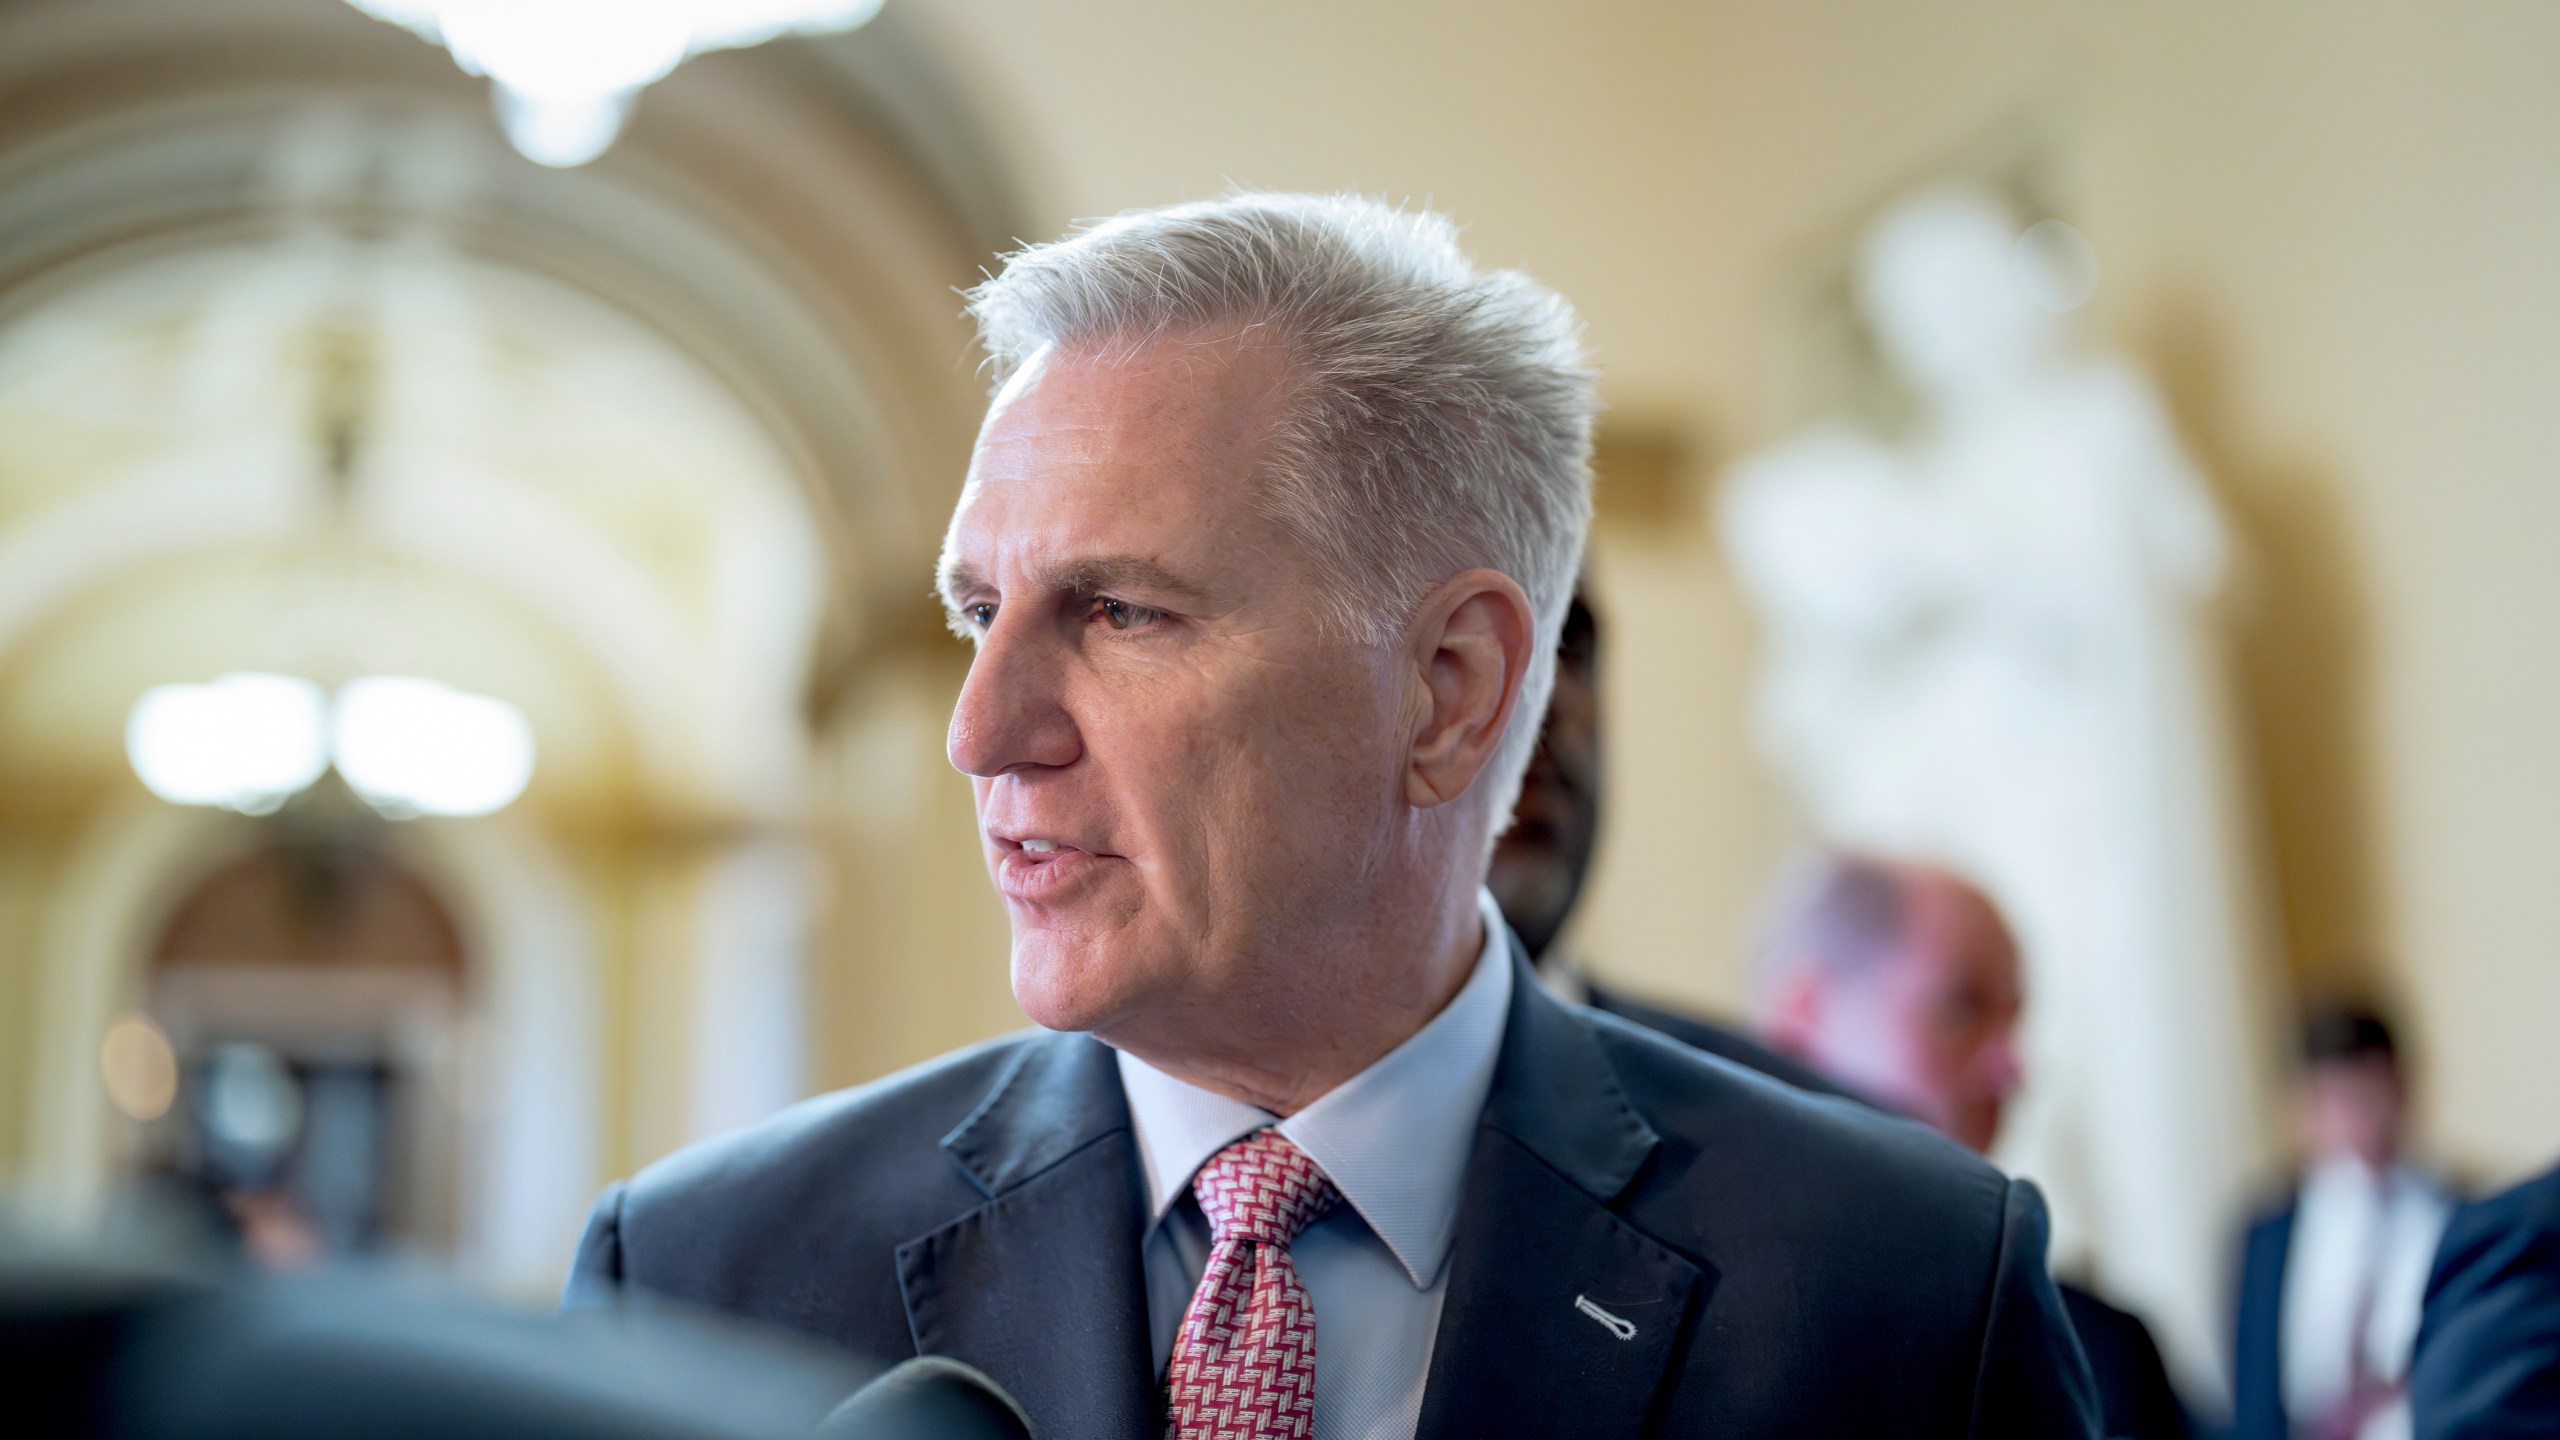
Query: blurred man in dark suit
1492,589,2189,1440
573,195,2100,1440
2232,1006,2458,1440
1748,852,2196,1440
2407,1160,2560,1439
1489,588,1863,1104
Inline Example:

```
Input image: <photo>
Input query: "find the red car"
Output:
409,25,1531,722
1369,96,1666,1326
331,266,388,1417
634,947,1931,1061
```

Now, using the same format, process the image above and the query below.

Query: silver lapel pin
1573,1293,1638,1341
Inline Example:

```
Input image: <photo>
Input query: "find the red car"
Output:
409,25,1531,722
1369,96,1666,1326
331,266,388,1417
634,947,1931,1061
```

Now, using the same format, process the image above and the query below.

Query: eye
967,602,997,630
1095,597,1160,631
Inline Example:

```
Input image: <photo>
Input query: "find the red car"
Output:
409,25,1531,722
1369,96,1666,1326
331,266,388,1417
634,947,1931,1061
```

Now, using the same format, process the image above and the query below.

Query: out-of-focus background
0,0,2551,1409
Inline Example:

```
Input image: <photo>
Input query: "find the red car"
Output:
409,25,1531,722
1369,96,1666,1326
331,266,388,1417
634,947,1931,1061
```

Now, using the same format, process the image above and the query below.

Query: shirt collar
1115,888,1516,1290
2303,1154,2449,1212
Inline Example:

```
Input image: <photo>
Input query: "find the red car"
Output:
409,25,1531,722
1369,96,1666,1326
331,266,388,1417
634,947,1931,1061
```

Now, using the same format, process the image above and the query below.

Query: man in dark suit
1746,855,2194,1440
2231,1007,2458,1440
1486,589,1862,1104
2407,1160,2560,1439
1490,588,2188,1440
569,193,2098,1439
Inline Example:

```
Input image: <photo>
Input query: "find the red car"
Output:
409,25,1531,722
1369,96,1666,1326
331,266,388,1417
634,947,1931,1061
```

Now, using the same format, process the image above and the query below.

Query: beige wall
814,646,1020,1095
910,0,2560,1183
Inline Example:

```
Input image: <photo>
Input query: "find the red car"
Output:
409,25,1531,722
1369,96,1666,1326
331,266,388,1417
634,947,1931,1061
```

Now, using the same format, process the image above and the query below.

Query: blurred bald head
1751,853,2023,1152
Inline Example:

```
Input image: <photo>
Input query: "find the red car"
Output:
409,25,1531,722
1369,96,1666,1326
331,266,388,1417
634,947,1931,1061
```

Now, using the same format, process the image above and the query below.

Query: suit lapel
895,1033,1157,1440
1416,950,1709,1440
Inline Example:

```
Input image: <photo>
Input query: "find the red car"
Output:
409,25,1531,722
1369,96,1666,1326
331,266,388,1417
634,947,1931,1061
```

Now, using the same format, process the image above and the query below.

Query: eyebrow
936,553,1214,610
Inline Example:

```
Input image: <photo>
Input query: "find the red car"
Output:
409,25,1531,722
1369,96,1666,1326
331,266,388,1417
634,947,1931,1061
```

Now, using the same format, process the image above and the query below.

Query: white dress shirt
1116,889,1514,1440
2280,1156,2456,1440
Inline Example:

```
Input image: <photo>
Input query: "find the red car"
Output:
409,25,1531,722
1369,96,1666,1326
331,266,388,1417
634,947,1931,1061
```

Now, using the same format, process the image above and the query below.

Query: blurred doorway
144,801,466,1267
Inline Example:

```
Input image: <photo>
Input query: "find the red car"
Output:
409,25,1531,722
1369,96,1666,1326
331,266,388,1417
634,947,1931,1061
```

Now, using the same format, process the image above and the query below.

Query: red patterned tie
1165,1128,1343,1440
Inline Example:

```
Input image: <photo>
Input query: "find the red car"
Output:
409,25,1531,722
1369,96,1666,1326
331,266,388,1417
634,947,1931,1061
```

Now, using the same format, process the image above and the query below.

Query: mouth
993,830,1108,857
990,832,1119,906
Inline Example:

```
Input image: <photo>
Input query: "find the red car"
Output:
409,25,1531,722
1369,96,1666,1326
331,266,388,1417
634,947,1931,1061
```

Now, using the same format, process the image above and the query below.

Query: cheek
1855,1001,1938,1081
1233,671,1400,831
1925,1028,1985,1084
1116,657,1395,877
1144,716,1340,876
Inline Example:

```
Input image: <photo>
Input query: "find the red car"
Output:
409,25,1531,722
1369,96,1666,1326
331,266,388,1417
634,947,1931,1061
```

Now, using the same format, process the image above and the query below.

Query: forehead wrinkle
1045,554,1214,602
939,331,1302,615
936,546,1221,607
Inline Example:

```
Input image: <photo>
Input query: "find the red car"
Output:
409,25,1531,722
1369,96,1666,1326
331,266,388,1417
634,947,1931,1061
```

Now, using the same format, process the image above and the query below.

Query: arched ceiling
0,0,1020,824
0,0,1012,662
0,233,821,821
0,555,631,819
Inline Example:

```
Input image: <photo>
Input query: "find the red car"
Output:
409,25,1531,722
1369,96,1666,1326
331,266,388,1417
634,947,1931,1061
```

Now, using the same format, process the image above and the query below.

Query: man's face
1486,595,1599,959
939,338,1410,1041
2295,1059,2406,1172
1799,879,2024,1153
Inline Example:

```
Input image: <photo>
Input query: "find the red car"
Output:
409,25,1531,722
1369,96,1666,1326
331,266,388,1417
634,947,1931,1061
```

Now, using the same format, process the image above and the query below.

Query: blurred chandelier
343,0,889,167
128,674,537,819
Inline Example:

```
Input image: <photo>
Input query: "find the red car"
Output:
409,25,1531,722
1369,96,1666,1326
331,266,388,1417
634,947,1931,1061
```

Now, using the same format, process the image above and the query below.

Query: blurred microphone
3,1247,875,1440
815,1357,1032,1440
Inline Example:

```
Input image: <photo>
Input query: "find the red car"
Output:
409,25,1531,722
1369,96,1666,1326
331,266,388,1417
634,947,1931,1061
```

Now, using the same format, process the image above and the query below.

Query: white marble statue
1721,186,2273,1391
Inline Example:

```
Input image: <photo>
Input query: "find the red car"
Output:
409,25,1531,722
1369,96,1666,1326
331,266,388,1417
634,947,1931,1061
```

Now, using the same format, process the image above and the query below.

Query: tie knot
1191,1129,1340,1248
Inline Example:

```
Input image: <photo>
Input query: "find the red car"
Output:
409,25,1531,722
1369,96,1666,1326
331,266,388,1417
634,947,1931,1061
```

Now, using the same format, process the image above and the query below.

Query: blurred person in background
2232,1005,2459,1440
1748,854,2195,1440
1490,586,1856,1102
1491,593,2190,1440
569,193,2101,1439
1748,855,2021,1151
2408,1159,2560,1439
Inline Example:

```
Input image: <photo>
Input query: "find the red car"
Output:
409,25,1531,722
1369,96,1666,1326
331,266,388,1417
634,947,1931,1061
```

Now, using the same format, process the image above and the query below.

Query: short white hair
963,193,1597,831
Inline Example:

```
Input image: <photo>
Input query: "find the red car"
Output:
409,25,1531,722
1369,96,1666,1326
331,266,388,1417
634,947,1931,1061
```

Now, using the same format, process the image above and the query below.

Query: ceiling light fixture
333,675,537,818
343,0,890,167
125,674,537,819
126,674,331,814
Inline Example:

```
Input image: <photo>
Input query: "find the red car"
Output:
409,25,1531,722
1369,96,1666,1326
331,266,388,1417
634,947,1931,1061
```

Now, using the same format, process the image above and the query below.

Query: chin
1009,928,1153,1034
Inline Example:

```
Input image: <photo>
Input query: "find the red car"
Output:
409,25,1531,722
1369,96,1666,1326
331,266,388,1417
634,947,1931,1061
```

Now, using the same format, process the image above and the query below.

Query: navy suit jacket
2230,1200,2297,1440
2410,1162,2560,1439
568,950,2099,1438
1584,980,2189,1439
2058,1281,2195,1440
1581,981,1871,1106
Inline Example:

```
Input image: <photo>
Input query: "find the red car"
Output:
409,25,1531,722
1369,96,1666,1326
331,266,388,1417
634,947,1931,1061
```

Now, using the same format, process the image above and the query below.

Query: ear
1402,568,1538,810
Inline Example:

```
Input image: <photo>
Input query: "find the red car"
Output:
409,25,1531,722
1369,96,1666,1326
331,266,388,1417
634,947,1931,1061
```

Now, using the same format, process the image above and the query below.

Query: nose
947,608,1083,778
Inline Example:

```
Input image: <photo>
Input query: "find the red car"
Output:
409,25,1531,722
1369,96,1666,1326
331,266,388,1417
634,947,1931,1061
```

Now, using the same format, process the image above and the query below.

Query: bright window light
126,673,330,813
344,0,888,166
333,676,537,817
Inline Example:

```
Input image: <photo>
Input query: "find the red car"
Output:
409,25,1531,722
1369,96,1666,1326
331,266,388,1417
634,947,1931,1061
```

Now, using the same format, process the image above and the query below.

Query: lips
990,831,1118,908
990,830,1109,858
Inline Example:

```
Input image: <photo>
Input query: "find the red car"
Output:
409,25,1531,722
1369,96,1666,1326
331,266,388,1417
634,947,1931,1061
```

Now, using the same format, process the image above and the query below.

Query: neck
1104,879,1488,1117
